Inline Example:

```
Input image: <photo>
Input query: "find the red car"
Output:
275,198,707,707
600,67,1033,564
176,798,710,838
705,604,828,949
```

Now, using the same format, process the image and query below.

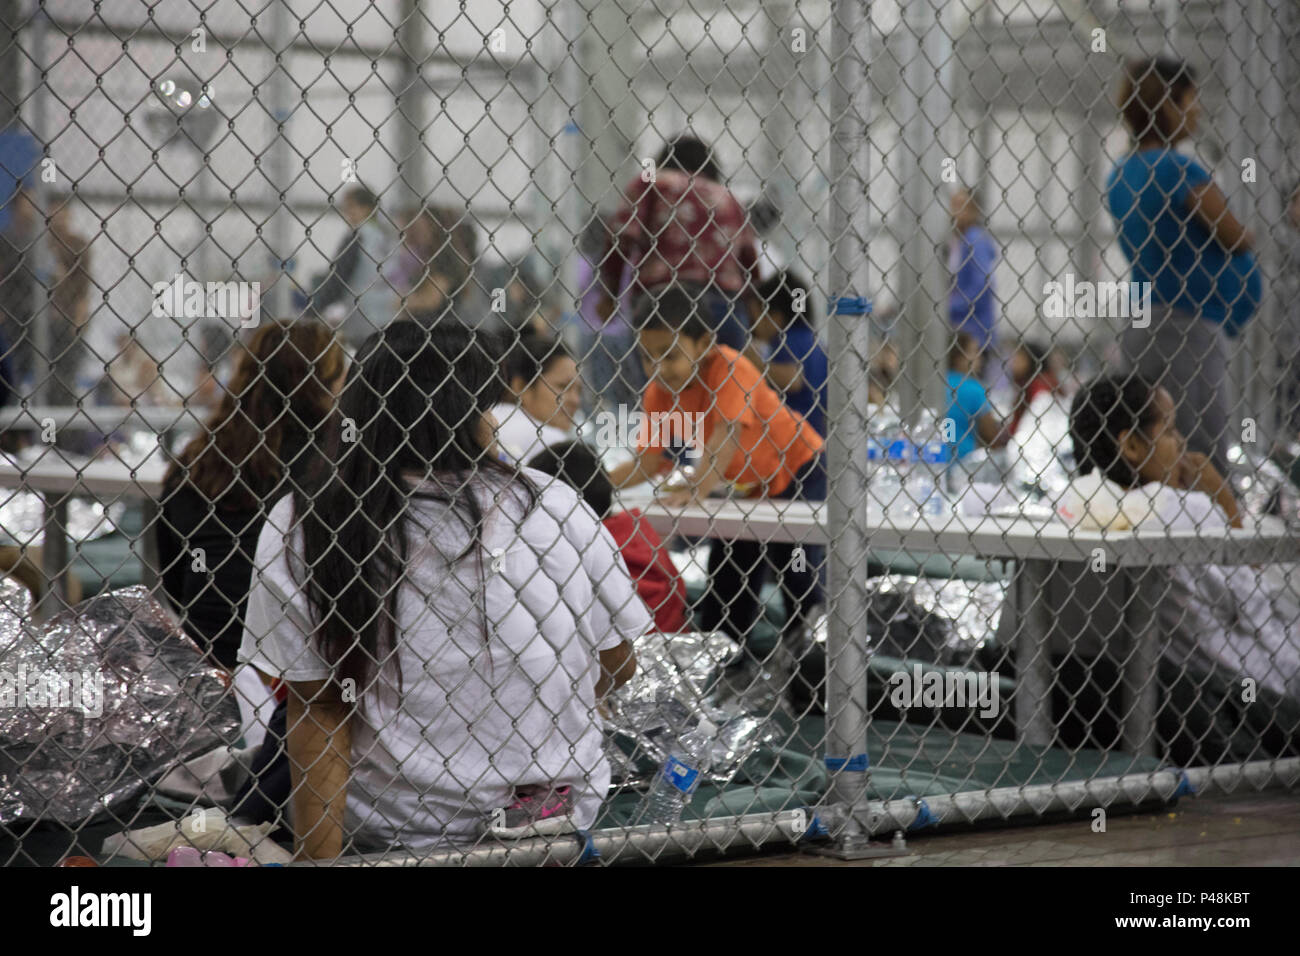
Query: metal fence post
817,0,879,858
897,1,955,420
26,0,54,405
264,0,295,320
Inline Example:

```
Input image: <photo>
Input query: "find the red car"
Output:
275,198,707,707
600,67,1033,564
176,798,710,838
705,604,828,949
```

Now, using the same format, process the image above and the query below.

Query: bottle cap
919,444,950,464
885,440,912,461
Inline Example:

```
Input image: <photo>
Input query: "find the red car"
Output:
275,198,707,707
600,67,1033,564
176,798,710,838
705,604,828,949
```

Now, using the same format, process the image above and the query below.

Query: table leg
38,493,70,621
1014,559,1055,749
1121,566,1160,758
139,498,161,593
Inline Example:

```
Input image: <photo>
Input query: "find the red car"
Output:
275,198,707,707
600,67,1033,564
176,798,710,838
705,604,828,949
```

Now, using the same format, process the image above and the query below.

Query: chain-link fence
1,0,1299,868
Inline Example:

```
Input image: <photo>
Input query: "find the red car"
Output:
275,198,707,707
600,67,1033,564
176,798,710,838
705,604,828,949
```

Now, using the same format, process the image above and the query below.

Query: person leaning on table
1009,375,1300,764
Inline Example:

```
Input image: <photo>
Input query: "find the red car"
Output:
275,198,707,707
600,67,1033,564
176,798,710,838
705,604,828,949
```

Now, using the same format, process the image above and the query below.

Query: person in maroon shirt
597,134,759,351
528,441,687,633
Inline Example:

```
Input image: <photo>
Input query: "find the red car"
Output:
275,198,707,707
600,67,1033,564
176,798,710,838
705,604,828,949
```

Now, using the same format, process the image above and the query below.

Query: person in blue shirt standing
1105,58,1260,472
948,187,1000,380
945,332,1010,461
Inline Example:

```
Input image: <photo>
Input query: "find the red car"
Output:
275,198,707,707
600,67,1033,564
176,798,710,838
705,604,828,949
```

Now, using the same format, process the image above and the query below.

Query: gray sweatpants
1121,304,1230,472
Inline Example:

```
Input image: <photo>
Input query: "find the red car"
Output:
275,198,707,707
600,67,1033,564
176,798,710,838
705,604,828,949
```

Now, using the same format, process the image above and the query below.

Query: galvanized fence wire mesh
0,0,1299,867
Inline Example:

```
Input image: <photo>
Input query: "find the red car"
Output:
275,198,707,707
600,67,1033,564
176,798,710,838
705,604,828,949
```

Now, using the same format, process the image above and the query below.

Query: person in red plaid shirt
597,135,759,351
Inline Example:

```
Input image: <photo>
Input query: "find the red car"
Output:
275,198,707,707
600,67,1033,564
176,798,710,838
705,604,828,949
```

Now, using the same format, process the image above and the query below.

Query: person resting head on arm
1064,373,1241,530
529,440,688,634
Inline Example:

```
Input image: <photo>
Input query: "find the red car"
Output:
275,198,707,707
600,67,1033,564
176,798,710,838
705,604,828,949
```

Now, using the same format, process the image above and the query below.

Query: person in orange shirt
608,287,826,653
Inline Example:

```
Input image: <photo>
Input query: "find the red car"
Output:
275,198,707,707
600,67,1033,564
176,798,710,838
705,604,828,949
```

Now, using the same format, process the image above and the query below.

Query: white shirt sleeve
237,495,334,681
544,481,651,652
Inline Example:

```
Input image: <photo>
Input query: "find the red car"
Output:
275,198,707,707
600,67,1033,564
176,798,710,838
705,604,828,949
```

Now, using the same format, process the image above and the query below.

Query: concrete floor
695,790,1300,866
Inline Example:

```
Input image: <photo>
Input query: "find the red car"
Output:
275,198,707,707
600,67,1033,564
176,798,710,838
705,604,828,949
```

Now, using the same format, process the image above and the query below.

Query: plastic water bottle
635,719,717,825
880,435,912,516
908,411,951,518
910,441,950,518
868,405,907,516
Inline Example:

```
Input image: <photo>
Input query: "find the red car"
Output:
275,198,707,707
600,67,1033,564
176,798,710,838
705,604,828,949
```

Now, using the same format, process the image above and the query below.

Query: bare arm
287,678,352,861
977,411,1010,449
595,640,637,699
595,294,616,325
664,418,739,504
1186,182,1254,253
763,360,804,395
744,335,805,395
1177,452,1243,529
608,448,670,489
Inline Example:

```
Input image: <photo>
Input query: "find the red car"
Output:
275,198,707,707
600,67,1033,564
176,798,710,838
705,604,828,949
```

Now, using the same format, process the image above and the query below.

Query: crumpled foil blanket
799,575,1007,669
605,630,777,787
0,581,240,825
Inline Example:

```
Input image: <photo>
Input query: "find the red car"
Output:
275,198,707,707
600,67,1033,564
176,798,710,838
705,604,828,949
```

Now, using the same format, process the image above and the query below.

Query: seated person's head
340,186,378,228
1010,340,1050,387
171,319,345,503
510,334,581,432
634,287,715,393
349,321,504,470
1070,375,1185,488
948,332,982,376
527,440,612,517
749,270,814,343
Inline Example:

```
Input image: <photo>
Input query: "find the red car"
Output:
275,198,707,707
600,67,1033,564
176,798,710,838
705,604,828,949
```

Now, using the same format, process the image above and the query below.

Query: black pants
698,455,826,651
230,698,292,832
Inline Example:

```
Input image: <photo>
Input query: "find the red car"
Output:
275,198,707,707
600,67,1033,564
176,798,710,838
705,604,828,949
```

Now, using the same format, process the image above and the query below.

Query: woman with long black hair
238,321,643,857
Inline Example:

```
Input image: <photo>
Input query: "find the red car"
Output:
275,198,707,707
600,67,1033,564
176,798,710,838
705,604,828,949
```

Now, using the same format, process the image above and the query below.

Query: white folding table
0,404,204,435
0,455,169,618
620,492,1300,756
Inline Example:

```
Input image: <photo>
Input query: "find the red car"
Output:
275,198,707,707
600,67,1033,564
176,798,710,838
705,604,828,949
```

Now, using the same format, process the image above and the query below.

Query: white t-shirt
1055,471,1227,533
490,402,572,466
238,470,651,850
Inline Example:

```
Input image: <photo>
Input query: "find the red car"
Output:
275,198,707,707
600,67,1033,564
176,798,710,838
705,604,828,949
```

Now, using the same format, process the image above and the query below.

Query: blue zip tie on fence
823,753,870,772
909,797,937,830
574,828,599,865
828,295,871,316
1171,771,1195,801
